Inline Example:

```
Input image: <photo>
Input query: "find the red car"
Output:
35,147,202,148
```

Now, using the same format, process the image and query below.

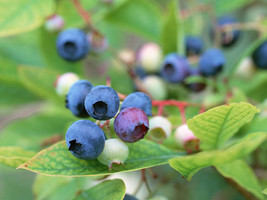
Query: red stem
157,105,164,116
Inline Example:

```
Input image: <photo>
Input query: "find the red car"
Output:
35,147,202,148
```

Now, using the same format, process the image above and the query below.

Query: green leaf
187,102,259,150
33,175,88,200
103,0,161,41
0,55,19,83
18,140,181,176
74,179,126,200
169,132,267,180
0,0,55,37
160,0,184,55
263,188,267,195
0,147,35,168
18,66,61,100
184,75,206,84
0,106,76,151
216,160,264,200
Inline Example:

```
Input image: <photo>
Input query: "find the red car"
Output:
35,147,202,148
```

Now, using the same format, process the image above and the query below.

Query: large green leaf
169,132,267,180
187,102,259,150
18,66,61,100
18,140,181,176
0,55,19,83
74,179,126,200
216,160,264,200
103,0,161,41
0,147,35,168
33,175,88,200
160,0,184,55
0,106,76,151
0,0,55,37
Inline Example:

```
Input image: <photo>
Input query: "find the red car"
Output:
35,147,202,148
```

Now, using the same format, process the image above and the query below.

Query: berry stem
157,104,164,116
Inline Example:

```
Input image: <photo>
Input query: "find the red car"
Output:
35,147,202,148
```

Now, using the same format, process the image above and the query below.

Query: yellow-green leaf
18,140,182,176
263,188,267,195
169,132,267,180
74,179,126,200
0,0,55,37
187,102,259,150
0,147,35,168
216,160,264,200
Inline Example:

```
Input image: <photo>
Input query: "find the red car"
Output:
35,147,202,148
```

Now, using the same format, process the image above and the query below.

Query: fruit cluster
61,78,153,168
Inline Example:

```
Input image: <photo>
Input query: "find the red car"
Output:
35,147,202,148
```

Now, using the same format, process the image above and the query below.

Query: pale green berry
138,43,163,73
235,57,255,79
55,72,79,96
142,75,167,100
148,116,172,141
97,139,129,168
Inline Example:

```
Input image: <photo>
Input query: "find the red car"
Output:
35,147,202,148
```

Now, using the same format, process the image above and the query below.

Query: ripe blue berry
65,120,105,160
160,53,190,83
114,107,149,143
66,80,94,117
123,194,138,200
56,28,89,61
217,16,241,47
85,85,120,120
252,40,267,69
199,48,225,76
185,36,203,56
121,92,152,116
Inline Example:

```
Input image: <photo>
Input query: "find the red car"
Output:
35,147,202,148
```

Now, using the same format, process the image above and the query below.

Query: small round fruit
87,32,108,54
56,28,89,61
118,49,136,66
199,48,225,76
55,72,79,96
235,57,256,78
66,120,105,160
85,85,120,120
97,139,129,168
252,40,267,69
114,107,149,143
142,75,167,100
45,14,64,32
160,53,190,83
66,80,94,117
121,92,152,116
217,15,241,47
137,43,163,73
185,36,203,56
148,116,172,141
175,124,199,153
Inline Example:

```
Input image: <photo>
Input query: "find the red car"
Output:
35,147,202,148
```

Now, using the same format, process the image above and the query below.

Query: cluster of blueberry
63,79,153,168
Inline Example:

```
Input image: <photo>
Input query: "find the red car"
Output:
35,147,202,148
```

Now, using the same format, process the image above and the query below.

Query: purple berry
114,107,149,143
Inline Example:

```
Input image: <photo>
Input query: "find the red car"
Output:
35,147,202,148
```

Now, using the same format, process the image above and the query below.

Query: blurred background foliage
0,0,267,199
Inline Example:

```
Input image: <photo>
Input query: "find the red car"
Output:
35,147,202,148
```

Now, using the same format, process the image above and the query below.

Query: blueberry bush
0,0,267,199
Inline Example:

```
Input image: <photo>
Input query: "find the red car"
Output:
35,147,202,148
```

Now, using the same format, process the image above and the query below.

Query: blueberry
66,80,94,117
199,48,225,76
188,67,206,92
123,194,138,200
216,16,241,47
135,66,147,80
85,85,120,120
121,92,152,116
114,107,149,143
160,53,190,83
65,120,105,160
252,40,267,69
56,28,89,61
185,36,203,56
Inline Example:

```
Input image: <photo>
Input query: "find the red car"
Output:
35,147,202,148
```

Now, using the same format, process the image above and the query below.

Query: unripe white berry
118,49,136,66
235,57,256,79
97,139,129,168
142,75,167,100
148,116,172,141
174,124,197,147
55,73,79,96
138,43,163,73
45,15,64,32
